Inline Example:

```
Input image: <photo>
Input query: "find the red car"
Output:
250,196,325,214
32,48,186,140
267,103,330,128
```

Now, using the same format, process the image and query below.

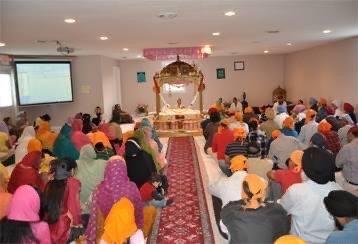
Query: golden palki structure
152,56,205,135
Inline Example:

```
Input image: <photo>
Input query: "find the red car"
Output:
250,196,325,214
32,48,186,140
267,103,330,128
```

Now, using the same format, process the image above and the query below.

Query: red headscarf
343,103,354,113
7,151,44,193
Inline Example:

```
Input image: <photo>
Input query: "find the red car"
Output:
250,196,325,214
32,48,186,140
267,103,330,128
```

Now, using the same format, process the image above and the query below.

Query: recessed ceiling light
212,32,221,36
99,36,109,41
64,18,76,24
323,29,332,34
123,48,129,51
266,30,280,34
0,42,6,47
158,12,177,19
287,42,292,46
225,11,236,16
264,50,269,54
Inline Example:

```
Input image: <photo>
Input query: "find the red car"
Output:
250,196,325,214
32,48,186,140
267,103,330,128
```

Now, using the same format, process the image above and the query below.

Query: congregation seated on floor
1,95,358,244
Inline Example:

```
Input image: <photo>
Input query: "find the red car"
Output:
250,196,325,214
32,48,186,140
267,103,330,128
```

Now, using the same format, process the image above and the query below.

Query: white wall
284,37,358,105
120,55,285,113
17,55,105,126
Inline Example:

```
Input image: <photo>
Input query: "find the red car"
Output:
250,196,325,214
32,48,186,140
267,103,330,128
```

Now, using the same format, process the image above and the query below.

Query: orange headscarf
87,131,112,149
101,197,138,243
242,174,267,201
122,130,134,143
282,117,294,129
36,122,57,151
272,130,281,139
230,155,248,172
233,127,247,140
27,138,42,153
318,121,332,134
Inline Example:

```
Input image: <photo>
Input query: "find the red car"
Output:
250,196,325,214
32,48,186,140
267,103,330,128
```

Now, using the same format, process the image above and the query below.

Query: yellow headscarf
122,130,134,144
242,174,268,201
101,197,138,244
0,163,9,190
39,154,55,174
275,235,306,244
87,131,112,148
0,132,9,152
27,138,43,153
230,155,248,172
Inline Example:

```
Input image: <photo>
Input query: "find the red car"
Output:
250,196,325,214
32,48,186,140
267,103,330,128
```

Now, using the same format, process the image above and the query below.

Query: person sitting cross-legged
221,174,290,244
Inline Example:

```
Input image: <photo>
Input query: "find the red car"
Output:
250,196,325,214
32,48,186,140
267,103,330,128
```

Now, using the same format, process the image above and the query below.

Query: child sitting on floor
140,174,173,208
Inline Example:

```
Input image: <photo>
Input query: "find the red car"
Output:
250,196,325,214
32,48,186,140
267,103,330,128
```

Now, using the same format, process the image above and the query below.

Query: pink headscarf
71,119,91,151
85,159,144,243
7,185,40,222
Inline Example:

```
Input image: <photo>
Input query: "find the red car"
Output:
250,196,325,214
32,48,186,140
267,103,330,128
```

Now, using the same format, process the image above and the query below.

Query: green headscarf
75,144,107,212
53,124,79,160
133,128,161,171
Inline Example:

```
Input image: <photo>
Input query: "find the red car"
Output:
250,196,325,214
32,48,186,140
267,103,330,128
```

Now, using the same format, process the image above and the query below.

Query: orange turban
233,127,247,140
27,138,42,153
272,130,281,139
230,155,248,172
282,117,294,129
242,174,268,201
319,97,327,105
305,109,317,122
235,112,243,122
275,235,306,244
318,121,332,133
290,150,304,173
101,197,138,243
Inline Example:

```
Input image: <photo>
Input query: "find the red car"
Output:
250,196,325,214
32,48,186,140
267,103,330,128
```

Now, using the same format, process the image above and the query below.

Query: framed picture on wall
234,61,245,71
137,72,146,83
216,68,225,79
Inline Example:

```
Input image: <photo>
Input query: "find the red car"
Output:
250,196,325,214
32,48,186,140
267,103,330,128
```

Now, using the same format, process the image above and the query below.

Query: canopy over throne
153,56,205,114
152,56,205,134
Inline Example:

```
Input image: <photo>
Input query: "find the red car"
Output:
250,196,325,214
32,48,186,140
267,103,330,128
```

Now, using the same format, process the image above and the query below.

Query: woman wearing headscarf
75,144,107,212
87,129,112,149
140,118,163,152
35,120,58,152
100,197,145,243
243,106,259,124
221,174,289,244
133,128,163,172
43,158,82,243
0,131,13,166
71,118,91,151
7,151,44,193
0,185,51,244
14,126,36,164
85,159,144,243
53,120,80,160
0,164,11,220
124,138,157,188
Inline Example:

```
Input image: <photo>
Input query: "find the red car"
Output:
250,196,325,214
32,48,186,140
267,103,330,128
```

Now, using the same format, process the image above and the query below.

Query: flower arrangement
136,104,149,115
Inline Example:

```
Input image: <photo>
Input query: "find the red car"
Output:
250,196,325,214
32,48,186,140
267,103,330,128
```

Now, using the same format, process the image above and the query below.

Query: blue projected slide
15,61,73,105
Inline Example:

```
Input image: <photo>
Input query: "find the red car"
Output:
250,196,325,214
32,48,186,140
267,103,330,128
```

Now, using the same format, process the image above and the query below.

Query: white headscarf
14,126,36,164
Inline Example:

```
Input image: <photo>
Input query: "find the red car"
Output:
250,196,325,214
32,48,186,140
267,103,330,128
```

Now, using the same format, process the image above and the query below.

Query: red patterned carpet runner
150,136,214,244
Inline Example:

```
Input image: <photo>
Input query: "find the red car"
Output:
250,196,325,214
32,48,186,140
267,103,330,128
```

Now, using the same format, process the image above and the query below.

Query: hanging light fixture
0,1,6,47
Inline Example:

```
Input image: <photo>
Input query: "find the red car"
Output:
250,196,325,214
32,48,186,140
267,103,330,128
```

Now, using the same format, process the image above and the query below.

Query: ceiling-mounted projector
56,46,74,55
